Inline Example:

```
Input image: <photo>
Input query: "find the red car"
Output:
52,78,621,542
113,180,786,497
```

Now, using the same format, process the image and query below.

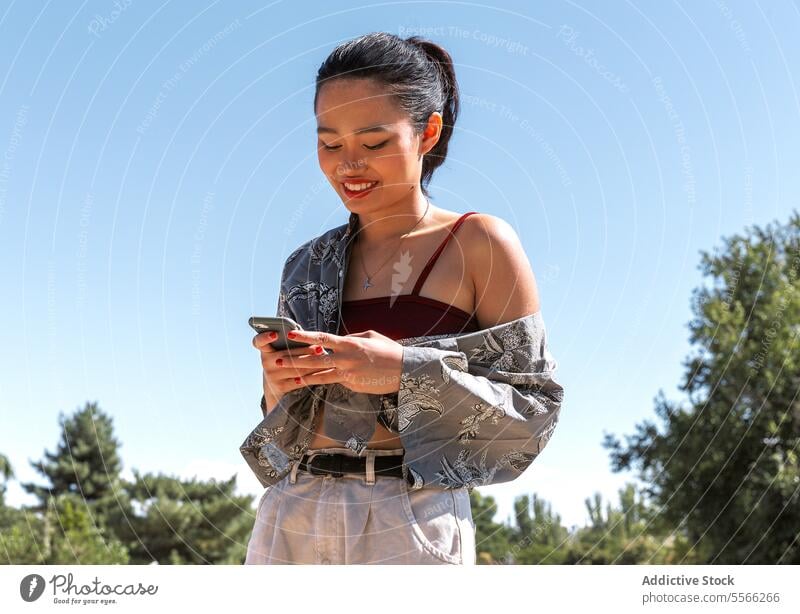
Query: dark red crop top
337,211,481,341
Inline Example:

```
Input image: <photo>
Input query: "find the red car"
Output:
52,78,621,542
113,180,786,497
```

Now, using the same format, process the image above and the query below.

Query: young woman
244,32,551,565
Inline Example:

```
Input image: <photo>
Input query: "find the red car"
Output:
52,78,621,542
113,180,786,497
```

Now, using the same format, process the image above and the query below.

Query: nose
336,160,369,178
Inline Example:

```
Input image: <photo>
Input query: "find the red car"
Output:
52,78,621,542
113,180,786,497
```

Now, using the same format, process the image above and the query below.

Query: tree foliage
604,211,800,563
1,403,255,564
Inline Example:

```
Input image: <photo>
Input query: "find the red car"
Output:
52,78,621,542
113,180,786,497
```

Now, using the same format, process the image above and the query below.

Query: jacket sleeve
241,253,317,488
394,311,564,490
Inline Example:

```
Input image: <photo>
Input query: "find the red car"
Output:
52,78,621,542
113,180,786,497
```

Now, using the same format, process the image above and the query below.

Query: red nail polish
294,376,301,384
315,345,323,354
276,358,283,366
287,331,296,339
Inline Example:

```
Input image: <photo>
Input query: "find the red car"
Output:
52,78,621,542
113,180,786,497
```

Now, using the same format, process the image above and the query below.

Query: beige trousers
244,446,476,565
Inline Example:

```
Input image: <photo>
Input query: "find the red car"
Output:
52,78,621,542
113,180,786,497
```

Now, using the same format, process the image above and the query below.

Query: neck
352,186,432,245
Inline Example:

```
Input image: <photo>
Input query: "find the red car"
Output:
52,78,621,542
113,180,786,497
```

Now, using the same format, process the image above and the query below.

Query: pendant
363,276,373,290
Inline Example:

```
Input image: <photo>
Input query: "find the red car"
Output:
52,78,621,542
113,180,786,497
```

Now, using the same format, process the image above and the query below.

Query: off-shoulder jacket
240,212,565,492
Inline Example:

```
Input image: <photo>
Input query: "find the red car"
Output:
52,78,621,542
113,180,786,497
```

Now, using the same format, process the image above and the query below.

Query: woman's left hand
279,328,403,395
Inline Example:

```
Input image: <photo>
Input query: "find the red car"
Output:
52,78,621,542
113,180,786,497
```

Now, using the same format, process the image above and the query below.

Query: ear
418,111,443,157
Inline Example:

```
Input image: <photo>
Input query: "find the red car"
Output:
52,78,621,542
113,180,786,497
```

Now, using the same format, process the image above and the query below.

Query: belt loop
289,459,300,484
296,451,320,481
365,450,376,485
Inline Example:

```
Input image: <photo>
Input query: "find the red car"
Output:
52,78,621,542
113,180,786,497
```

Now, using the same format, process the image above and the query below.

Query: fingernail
314,345,323,354
276,358,283,366
287,331,296,339
270,331,277,339
294,376,301,384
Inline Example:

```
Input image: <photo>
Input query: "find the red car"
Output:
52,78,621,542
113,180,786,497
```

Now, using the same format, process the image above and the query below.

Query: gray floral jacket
240,212,565,491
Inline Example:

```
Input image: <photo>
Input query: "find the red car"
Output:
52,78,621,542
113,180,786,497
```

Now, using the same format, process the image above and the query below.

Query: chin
340,194,382,211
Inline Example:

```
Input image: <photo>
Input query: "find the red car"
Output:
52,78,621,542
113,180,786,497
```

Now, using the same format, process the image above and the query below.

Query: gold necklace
358,200,431,291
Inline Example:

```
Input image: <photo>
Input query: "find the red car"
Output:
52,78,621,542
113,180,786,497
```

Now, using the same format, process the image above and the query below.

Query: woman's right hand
252,331,334,415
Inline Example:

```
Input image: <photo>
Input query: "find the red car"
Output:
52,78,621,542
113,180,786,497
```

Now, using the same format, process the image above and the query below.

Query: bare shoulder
461,212,519,251
461,213,541,326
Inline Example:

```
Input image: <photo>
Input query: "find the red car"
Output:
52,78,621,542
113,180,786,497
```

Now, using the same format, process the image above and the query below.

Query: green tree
604,211,800,563
3,404,131,564
44,494,129,563
470,490,514,563
8,399,258,565
1,480,128,563
21,401,125,527
105,470,255,564
0,452,15,522
563,483,686,564
508,492,570,564
0,453,40,563
0,453,13,492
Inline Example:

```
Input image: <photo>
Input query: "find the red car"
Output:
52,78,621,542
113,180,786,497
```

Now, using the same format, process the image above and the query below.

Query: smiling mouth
342,180,378,190
341,181,379,197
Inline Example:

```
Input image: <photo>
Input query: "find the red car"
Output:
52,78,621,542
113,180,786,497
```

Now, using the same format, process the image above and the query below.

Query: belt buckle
308,453,344,478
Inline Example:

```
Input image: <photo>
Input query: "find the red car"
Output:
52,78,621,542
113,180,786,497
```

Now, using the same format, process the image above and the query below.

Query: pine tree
0,452,14,509
469,490,514,563
105,470,254,564
509,493,570,564
44,494,129,563
21,400,124,523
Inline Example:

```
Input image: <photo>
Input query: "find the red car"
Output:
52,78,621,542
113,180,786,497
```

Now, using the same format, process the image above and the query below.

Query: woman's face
315,77,439,211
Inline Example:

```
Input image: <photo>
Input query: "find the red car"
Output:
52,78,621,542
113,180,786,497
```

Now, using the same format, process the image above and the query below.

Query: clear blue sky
2,0,799,530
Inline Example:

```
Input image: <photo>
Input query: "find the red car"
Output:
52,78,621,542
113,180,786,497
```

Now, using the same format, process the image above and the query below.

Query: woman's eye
364,140,389,150
319,139,389,151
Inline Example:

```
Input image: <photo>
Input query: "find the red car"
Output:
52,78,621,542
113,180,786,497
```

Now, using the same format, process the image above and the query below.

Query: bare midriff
263,388,402,450
307,400,403,450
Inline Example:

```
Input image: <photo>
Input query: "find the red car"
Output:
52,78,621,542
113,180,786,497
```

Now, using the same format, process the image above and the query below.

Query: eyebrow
316,124,391,135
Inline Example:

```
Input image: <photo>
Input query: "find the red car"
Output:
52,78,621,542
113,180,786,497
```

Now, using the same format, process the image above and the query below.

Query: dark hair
314,31,460,199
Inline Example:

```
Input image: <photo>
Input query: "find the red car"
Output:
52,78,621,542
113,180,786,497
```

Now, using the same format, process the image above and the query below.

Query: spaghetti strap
411,211,480,296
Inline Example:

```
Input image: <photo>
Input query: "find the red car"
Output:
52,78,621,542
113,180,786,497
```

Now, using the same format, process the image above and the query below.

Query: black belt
298,452,406,481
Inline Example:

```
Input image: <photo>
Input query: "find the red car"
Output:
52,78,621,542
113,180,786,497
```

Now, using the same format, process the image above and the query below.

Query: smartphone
248,316,330,353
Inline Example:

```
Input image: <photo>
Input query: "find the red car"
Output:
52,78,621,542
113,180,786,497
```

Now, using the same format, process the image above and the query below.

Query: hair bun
405,37,454,89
